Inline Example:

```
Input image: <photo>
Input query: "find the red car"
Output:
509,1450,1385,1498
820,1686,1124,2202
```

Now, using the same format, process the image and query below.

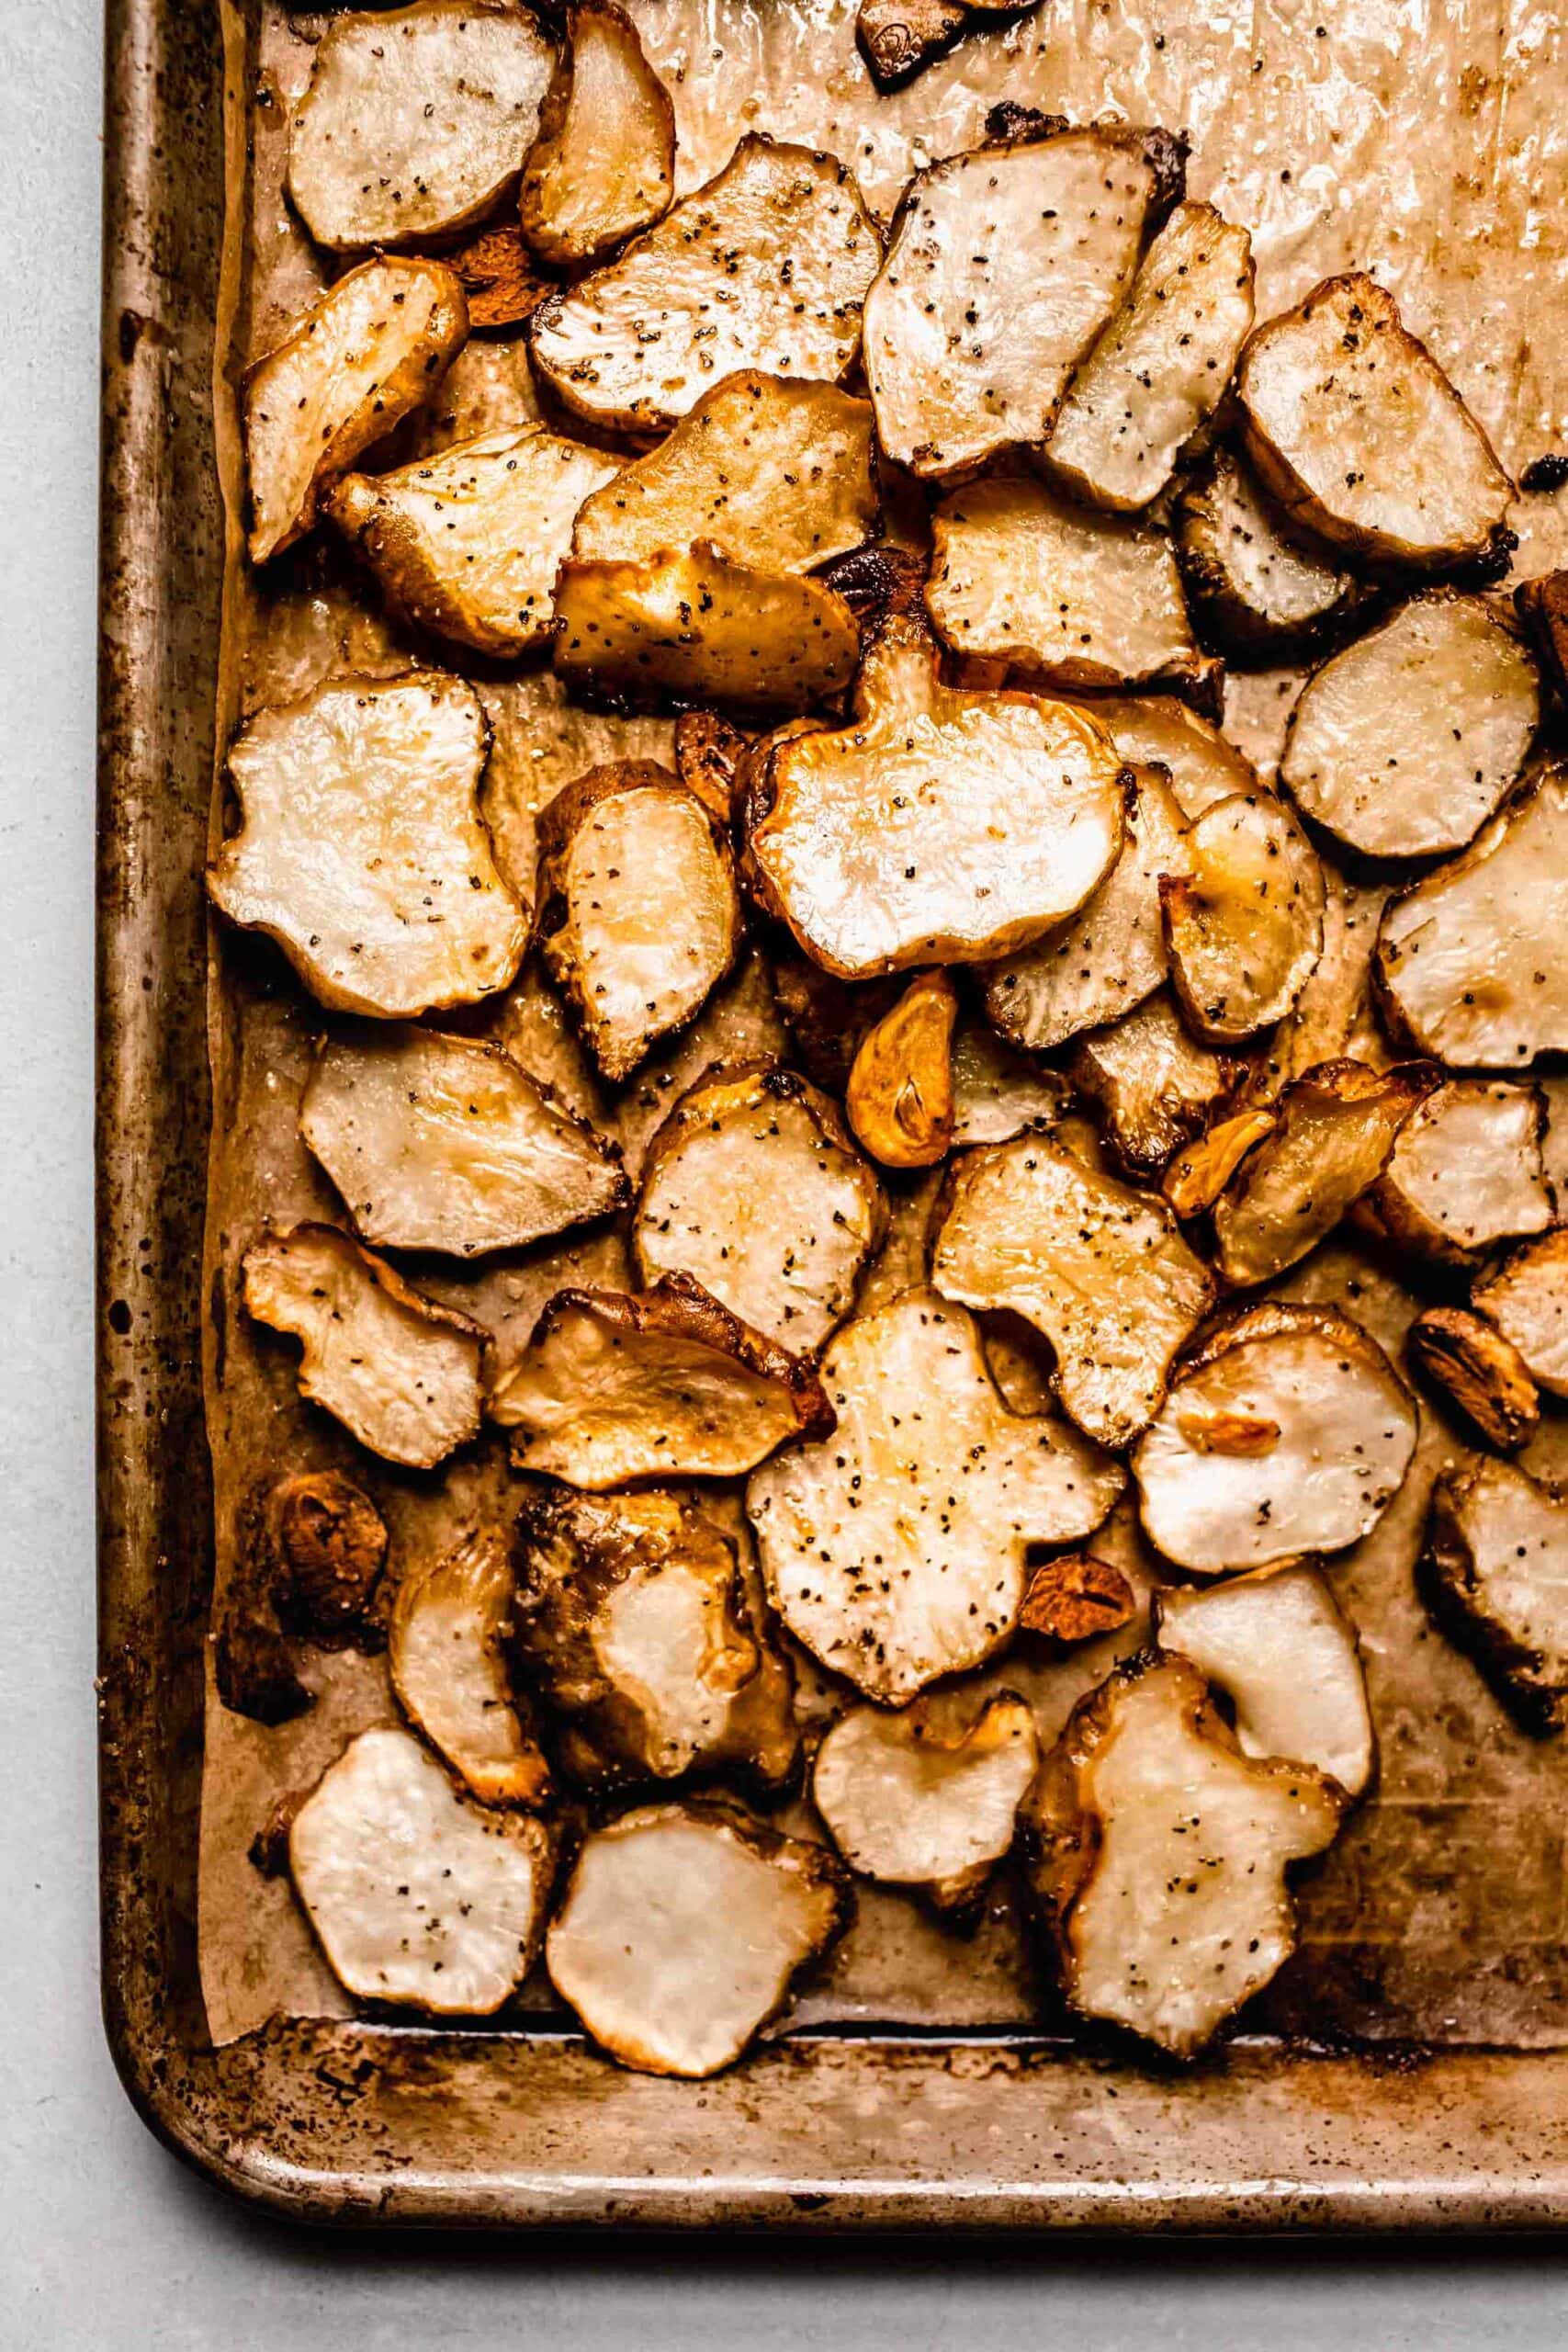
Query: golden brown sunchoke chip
1472,1230,1568,1399
845,969,959,1170
1366,1079,1552,1265
389,1530,551,1809
812,1691,1039,1915
1406,1306,1540,1453
1155,1565,1374,1796
1069,993,1241,1181
518,1,674,267
1174,446,1370,657
1019,1551,1137,1644
1424,1457,1568,1732
1089,695,1258,820
1161,790,1325,1044
1212,1058,1433,1288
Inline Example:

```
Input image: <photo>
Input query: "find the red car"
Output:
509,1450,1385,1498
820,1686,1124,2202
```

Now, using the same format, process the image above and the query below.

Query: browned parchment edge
96,0,1568,2230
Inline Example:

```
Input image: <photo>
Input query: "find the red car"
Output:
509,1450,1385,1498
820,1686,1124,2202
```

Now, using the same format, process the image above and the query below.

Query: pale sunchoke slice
981,768,1190,1053
926,475,1213,698
209,673,526,1020
1161,791,1325,1044
862,128,1165,481
300,1025,626,1258
1369,1080,1552,1265
1472,1230,1568,1398
1280,596,1540,861
1089,695,1258,820
749,616,1124,980
846,970,959,1170
1025,1653,1343,2055
546,1802,850,2077
288,2,555,251
513,1487,799,1791
324,426,618,659
1235,274,1513,571
534,763,740,1083
1406,1306,1540,1453
489,1274,834,1487
288,1727,551,2015
552,543,860,713
528,135,880,434
950,1022,1067,1146
1173,446,1370,658
389,1531,550,1808
931,1135,1214,1447
1046,202,1255,513
243,257,468,564
570,374,877,576
1132,1301,1416,1575
1212,1058,1432,1289
747,1289,1122,1704
1163,1106,1278,1218
812,1692,1040,1913
243,1225,486,1468
518,1,674,267
1155,1566,1373,1795
633,1063,886,1352
1424,1458,1568,1732
1374,767,1568,1067
1069,993,1240,1181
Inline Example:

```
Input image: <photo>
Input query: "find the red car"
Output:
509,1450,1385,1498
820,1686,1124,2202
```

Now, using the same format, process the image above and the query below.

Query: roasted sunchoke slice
854,0,1002,90
570,373,877,576
1424,1458,1568,1731
862,126,1168,480
1089,695,1258,820
243,258,468,564
552,542,860,713
389,1530,550,1808
1280,595,1540,860
1472,1230,1568,1398
288,2,555,251
209,673,526,1019
1133,1301,1416,1575
512,1487,799,1791
1516,571,1568,705
1212,1058,1433,1289
1374,767,1568,1067
1026,1653,1343,2055
300,1025,626,1258
1160,791,1325,1044
812,1691,1039,1914
1174,446,1370,659
633,1063,886,1352
489,1274,834,1487
926,475,1214,698
288,1726,552,2015
931,1133,1213,1446
518,0,674,267
534,762,740,1083
243,1225,487,1469
747,1289,1122,1704
544,1800,851,2076
982,769,1190,1053
274,1471,389,1637
1046,202,1255,512
1019,1551,1137,1643
1068,993,1240,1181
767,953,902,1092
673,709,747,822
845,970,959,1170
949,1021,1067,1147
748,615,1124,979
1407,1307,1540,1452
529,135,880,434
1368,1080,1552,1265
1162,1106,1278,1219
1235,274,1514,571
324,425,618,658
1155,1565,1374,1795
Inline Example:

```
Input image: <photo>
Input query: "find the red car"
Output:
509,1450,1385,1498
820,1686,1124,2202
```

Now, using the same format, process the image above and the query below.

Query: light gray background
3,3,1564,2343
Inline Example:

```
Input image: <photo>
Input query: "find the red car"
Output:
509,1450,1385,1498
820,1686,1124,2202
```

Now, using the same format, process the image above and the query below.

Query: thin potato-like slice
931,1134,1214,1447
1046,202,1255,513
1155,1566,1374,1795
845,970,959,1170
389,1530,551,1809
1236,274,1514,571
1472,1230,1568,1399
288,2,555,252
1069,992,1240,1181
545,1801,850,2077
747,1289,1122,1704
1161,791,1325,1045
950,1021,1067,1146
1174,446,1371,659
749,615,1124,979
1406,1306,1540,1453
1280,596,1540,861
243,1225,486,1470
1133,1300,1417,1575
1090,695,1258,820
489,1274,834,1487
209,673,526,1019
529,135,880,434
570,374,877,576
1424,1457,1568,1732
300,1025,625,1260
1368,1079,1552,1265
243,257,468,564
633,1063,886,1352
812,1691,1040,1914
1212,1058,1433,1288
1025,1653,1344,2055
535,762,740,1083
325,426,618,659
518,1,674,267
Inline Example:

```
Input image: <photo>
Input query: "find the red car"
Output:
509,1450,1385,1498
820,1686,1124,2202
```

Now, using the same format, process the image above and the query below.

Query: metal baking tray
98,0,1568,2227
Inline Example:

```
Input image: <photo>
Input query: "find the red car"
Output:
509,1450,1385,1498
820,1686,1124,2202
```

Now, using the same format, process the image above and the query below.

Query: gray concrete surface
2,4,1565,2343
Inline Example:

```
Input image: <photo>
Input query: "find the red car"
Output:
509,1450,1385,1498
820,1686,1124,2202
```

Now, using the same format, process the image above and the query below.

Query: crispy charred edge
1420,1463,1568,1736
217,1469,391,1726
1363,1077,1547,1269
1068,1014,1244,1182
855,0,970,91
1213,1054,1438,1263
1170,1292,1411,1397
767,951,903,1092
1516,572,1568,707
1171,448,1379,665
519,2,676,266
1406,1307,1540,1452
443,219,561,331
1018,1550,1137,1644
978,106,1190,229
673,709,750,822
817,544,925,642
